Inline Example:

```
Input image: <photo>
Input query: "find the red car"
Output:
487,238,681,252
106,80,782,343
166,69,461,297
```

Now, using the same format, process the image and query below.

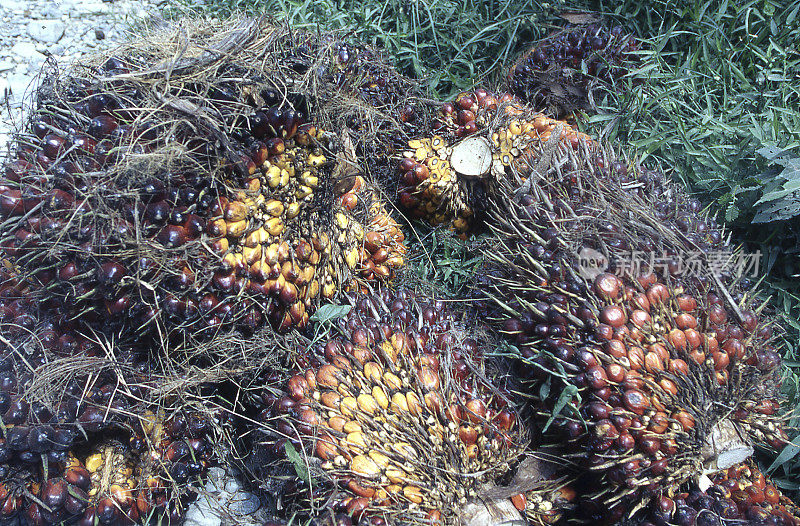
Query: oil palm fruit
611,459,800,526
0,41,406,337
472,129,787,519
22,409,216,525
518,271,786,521
397,88,590,236
0,348,150,467
699,460,800,526
0,272,219,524
508,22,641,117
252,288,576,525
0,265,165,463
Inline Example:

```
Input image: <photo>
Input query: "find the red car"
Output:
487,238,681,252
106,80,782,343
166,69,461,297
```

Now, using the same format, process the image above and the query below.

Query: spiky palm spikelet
249,288,576,526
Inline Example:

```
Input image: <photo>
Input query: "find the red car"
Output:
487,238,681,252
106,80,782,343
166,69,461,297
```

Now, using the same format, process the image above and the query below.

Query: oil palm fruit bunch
0,20,407,339
251,288,576,525
0,271,221,524
397,88,591,236
472,133,789,519
19,409,217,525
620,459,800,526
550,272,786,523
507,22,641,118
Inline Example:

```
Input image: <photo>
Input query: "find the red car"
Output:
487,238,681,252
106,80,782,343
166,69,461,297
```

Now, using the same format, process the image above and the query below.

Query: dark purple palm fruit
614,459,800,525
0,267,163,468
507,22,641,117
23,409,218,526
249,287,577,526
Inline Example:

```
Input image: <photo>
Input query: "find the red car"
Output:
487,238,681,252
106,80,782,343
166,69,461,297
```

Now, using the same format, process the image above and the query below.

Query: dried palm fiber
0,16,408,340
615,459,800,526
467,123,788,520
506,20,641,118
396,88,591,237
247,287,576,526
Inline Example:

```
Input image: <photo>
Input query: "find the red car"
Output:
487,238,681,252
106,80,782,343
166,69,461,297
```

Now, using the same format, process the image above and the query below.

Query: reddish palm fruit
0,59,407,337
398,88,591,236
252,288,576,525
507,23,641,117
483,262,785,517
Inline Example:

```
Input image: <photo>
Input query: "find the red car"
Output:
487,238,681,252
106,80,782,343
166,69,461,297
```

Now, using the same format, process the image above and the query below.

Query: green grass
175,0,800,493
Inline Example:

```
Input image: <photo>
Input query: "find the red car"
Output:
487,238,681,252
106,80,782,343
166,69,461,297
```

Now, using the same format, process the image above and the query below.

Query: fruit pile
0,323,218,525
251,288,576,525
619,459,800,525
22,409,217,526
397,88,590,235
0,13,796,526
507,23,641,117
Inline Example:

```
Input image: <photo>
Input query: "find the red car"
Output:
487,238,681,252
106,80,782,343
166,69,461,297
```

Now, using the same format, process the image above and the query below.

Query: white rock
1,0,28,11
26,62,43,75
183,495,223,526
183,468,263,526
4,73,35,107
27,19,66,43
0,60,13,72
78,2,113,15
10,41,40,59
